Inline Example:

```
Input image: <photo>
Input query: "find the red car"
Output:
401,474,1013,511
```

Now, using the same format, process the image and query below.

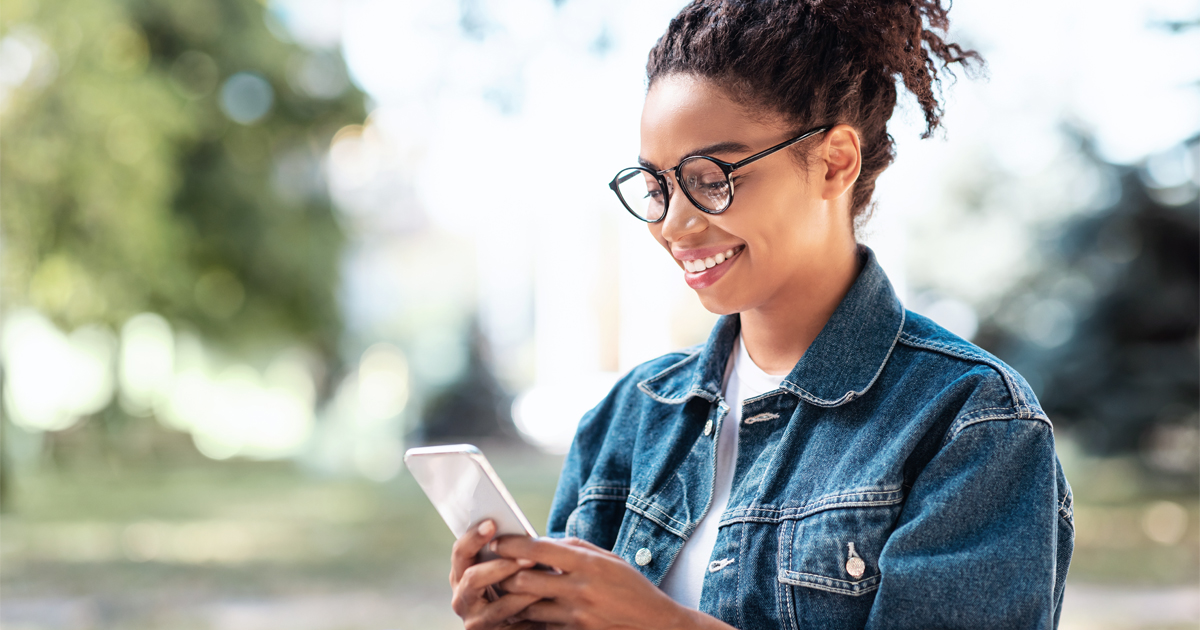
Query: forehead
639,74,784,167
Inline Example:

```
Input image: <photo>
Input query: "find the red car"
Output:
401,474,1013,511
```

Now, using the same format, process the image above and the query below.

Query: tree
0,0,366,486
1,0,363,356
975,136,1199,472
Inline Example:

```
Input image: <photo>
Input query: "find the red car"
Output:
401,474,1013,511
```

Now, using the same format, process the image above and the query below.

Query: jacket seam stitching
577,485,631,504
579,485,630,493
579,494,628,502
1058,490,1074,523
737,515,747,629
780,570,880,588
634,350,702,402
777,519,793,628
744,486,903,511
946,414,1052,445
778,573,881,596
742,492,905,514
720,496,904,525
625,498,688,535
897,331,1032,414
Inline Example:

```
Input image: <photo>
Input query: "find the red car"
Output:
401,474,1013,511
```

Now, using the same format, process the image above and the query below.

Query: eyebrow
637,140,754,170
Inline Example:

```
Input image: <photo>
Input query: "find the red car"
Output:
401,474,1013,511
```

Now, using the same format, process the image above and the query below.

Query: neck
739,241,862,375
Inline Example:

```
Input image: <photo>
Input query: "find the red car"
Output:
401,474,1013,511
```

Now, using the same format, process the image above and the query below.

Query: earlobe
821,125,862,201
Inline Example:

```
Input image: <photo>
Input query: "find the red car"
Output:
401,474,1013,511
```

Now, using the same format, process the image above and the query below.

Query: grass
1,441,1196,629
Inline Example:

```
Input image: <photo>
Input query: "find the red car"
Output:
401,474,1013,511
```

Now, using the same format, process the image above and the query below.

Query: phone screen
404,445,538,541
405,445,552,600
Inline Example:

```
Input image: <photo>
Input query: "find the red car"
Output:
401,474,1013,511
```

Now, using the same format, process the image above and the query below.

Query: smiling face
641,73,859,317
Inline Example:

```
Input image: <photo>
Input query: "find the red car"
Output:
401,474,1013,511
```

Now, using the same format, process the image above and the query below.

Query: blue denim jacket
546,247,1074,629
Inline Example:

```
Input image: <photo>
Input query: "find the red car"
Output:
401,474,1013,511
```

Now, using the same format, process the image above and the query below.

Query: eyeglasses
608,125,830,223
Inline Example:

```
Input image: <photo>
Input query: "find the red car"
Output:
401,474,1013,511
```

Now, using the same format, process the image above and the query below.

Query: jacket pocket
776,503,900,630
565,485,629,551
777,503,900,597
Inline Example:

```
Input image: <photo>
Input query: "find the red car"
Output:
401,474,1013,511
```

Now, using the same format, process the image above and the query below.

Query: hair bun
808,0,984,137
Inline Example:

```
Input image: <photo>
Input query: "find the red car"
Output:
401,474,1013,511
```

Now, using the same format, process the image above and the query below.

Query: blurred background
1,0,1197,628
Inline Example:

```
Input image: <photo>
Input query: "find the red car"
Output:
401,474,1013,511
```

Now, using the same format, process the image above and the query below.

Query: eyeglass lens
613,158,732,222
680,157,731,212
613,168,667,222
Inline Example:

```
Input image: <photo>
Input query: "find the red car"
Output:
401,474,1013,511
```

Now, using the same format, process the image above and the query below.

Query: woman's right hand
450,520,543,629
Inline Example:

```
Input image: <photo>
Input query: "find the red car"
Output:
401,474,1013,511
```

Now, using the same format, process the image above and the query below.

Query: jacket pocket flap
777,505,898,597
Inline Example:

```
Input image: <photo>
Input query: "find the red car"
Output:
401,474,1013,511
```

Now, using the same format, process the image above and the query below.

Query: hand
492,536,726,630
450,520,543,629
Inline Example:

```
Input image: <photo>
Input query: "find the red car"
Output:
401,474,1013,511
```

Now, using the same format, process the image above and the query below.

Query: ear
817,124,862,202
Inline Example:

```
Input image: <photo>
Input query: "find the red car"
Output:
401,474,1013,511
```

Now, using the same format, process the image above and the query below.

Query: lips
677,245,744,290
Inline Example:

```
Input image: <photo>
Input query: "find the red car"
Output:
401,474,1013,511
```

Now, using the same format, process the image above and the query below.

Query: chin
694,291,745,317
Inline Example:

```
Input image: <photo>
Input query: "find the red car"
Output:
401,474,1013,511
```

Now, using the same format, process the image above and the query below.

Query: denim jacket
546,247,1074,629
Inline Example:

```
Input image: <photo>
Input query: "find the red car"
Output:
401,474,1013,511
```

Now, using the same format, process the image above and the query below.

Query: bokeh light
2,309,115,431
219,71,274,125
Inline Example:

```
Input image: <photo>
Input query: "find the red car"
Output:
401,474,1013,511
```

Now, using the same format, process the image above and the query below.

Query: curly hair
646,0,983,229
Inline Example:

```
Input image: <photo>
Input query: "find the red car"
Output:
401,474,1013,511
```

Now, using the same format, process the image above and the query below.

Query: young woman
450,1,1074,628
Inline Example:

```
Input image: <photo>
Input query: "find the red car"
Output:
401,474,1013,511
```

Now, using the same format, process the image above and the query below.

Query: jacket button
846,556,865,579
635,548,652,566
845,542,866,579
703,420,713,436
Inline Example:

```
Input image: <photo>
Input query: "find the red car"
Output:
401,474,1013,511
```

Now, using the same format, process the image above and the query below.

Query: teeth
681,247,740,273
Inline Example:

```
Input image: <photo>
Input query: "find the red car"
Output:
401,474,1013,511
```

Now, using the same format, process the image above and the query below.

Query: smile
680,246,744,273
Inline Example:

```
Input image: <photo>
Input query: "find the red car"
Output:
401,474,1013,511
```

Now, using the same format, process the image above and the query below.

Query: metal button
845,556,866,579
635,548,652,566
703,419,713,436
845,542,865,579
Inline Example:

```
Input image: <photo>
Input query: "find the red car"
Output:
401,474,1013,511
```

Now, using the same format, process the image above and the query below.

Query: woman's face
640,74,855,316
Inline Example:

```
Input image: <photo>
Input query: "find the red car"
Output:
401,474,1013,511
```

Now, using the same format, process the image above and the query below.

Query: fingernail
477,521,493,536
517,559,536,568
489,540,499,553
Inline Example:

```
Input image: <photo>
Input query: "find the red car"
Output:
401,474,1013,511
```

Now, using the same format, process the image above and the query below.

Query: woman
451,1,1074,628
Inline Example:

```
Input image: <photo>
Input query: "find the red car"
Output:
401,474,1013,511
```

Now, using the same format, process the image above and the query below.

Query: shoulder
629,343,704,385
891,309,1049,436
574,345,703,433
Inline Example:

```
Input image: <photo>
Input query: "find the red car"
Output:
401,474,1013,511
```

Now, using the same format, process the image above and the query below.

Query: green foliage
1,0,365,360
975,140,1200,462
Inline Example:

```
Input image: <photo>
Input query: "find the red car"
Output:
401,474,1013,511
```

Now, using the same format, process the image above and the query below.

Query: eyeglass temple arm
728,125,832,170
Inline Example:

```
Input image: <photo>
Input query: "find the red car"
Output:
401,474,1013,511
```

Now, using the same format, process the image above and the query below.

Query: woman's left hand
490,536,730,630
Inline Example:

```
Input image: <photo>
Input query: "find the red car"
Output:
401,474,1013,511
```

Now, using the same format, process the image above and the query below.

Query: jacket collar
637,246,905,407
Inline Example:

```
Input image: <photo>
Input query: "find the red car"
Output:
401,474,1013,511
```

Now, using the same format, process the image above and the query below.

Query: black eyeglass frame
608,124,832,223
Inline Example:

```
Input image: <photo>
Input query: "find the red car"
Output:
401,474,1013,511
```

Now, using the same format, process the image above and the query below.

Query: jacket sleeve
866,417,1071,629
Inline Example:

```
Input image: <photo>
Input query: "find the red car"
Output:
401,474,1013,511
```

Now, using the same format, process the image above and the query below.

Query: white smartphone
403,444,539,560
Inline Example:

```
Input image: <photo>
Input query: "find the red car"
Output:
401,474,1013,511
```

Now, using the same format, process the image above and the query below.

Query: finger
559,536,606,553
451,520,496,584
491,536,588,572
515,599,574,625
500,567,571,599
454,557,539,616
462,558,540,592
478,592,541,626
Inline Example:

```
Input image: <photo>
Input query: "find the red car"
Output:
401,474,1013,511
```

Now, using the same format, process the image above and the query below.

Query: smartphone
404,444,540,566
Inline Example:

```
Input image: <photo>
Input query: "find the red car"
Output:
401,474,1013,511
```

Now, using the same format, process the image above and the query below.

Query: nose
659,176,707,243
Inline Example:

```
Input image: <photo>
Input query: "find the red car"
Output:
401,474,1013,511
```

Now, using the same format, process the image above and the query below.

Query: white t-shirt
659,334,788,608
